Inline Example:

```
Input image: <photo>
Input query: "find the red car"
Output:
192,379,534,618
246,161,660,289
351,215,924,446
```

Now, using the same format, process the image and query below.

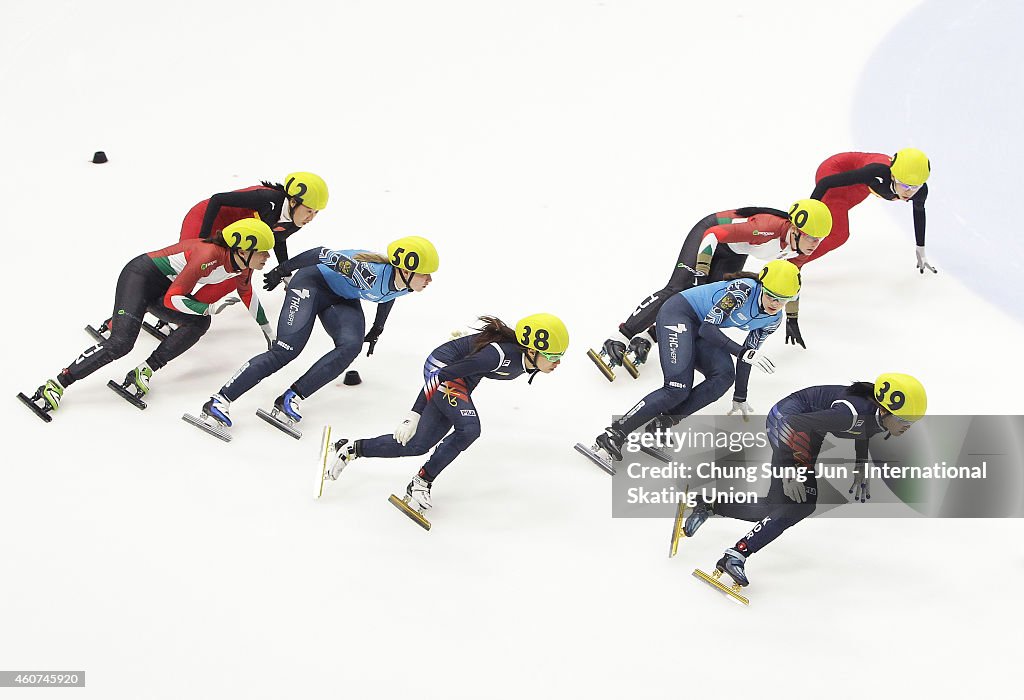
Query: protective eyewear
892,179,922,197
762,289,796,304
538,350,564,363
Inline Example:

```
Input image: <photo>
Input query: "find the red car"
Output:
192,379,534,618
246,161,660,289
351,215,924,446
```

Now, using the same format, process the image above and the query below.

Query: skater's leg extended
289,299,364,398
358,402,453,459
614,295,698,435
62,256,162,386
618,215,712,339
664,341,736,420
217,270,328,403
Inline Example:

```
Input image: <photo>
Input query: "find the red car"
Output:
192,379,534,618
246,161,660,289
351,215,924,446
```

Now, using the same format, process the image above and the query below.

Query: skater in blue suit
189,236,439,439
580,260,801,472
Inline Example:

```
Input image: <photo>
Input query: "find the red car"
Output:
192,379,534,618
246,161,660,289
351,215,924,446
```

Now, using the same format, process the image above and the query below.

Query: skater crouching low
686,373,928,602
18,220,276,422
320,313,569,529
186,236,439,441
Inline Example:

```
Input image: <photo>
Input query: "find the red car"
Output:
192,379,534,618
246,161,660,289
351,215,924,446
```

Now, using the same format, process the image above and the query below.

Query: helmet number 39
520,325,550,350
390,247,420,271
875,381,906,412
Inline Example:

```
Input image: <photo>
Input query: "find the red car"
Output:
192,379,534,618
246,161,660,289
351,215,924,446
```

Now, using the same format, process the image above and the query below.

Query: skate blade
586,349,616,382
83,324,107,343
639,444,672,464
315,425,332,499
573,442,616,475
141,321,171,341
621,353,641,379
256,407,302,439
16,392,53,423
388,494,432,530
692,568,749,606
669,492,687,558
182,413,232,442
106,380,147,410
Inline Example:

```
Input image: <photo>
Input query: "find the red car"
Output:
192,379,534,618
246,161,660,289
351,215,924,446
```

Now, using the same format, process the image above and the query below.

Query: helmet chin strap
524,349,541,384
397,268,414,290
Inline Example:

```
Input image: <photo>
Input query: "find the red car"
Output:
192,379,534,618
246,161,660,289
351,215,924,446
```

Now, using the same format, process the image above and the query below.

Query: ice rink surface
2,1,1022,698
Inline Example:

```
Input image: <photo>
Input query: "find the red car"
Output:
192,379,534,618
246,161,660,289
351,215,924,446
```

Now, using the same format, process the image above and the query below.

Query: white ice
2,1,1022,698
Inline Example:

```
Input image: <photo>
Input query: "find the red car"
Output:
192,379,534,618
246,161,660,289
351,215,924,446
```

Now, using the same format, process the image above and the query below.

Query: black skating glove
263,266,288,292
785,316,805,349
364,325,385,356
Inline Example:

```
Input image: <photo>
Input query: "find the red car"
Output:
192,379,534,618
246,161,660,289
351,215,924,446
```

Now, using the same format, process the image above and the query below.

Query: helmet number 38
875,381,906,412
390,247,421,271
520,325,550,350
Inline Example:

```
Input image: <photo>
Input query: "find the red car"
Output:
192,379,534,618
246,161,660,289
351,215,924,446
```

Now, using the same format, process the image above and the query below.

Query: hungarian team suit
218,247,408,404
617,278,783,434
62,240,269,386
802,152,929,266
716,385,887,557
621,208,809,338
357,335,532,480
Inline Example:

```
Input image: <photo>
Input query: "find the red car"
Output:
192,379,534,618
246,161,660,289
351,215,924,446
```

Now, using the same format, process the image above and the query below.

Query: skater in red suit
803,148,934,273
89,171,328,339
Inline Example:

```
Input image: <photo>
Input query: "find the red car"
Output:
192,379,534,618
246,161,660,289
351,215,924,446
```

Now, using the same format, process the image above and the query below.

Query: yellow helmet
221,218,275,252
874,373,927,421
387,236,439,274
284,171,329,210
890,148,930,186
757,260,801,299
515,313,570,357
788,199,833,238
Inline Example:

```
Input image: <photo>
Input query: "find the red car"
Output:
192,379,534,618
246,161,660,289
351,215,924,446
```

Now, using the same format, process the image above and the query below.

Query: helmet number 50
390,247,420,271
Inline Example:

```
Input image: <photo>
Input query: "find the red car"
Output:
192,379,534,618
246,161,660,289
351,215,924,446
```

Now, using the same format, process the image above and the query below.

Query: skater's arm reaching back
198,189,281,241
810,163,892,201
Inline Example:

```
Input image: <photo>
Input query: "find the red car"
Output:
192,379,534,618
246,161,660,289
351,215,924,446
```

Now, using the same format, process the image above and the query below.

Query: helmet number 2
390,247,420,271
875,381,905,412
519,325,550,350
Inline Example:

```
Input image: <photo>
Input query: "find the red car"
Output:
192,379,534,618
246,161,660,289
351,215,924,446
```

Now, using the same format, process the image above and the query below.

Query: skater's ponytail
471,316,517,352
354,252,390,264
847,381,876,400
260,180,286,193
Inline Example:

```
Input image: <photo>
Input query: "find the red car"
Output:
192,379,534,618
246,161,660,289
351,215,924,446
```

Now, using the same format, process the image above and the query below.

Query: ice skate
182,394,233,442
668,487,689,558
106,363,152,410
683,493,715,538
586,339,626,382
84,317,112,342
141,317,175,341
388,475,433,530
327,438,359,480
693,549,750,605
315,426,336,499
16,379,64,423
621,336,652,379
256,388,303,439
573,426,625,476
